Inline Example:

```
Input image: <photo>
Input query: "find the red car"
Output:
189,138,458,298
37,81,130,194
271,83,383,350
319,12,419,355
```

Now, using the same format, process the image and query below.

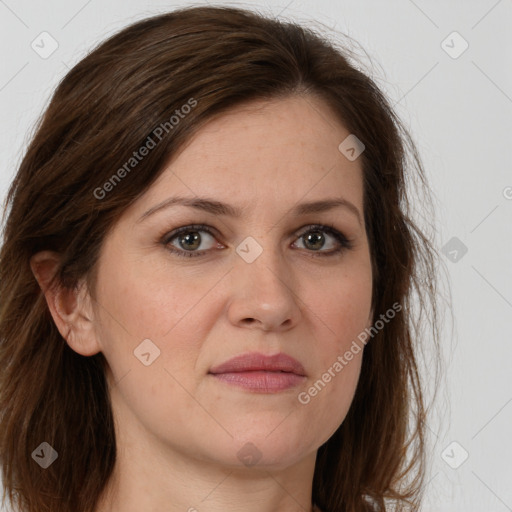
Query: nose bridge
235,232,289,291
228,231,300,329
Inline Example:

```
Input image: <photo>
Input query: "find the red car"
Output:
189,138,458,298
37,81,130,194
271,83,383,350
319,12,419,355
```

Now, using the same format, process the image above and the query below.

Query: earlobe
30,250,102,357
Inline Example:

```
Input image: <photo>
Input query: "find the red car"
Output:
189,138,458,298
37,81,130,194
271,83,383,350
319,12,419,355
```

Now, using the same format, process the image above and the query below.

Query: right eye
162,224,223,258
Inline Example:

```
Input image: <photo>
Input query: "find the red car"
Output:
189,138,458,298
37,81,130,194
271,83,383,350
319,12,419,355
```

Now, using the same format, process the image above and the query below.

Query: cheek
308,268,373,351
298,279,369,440
301,352,363,445
298,266,371,428
96,247,195,337
93,258,217,440
93,253,223,381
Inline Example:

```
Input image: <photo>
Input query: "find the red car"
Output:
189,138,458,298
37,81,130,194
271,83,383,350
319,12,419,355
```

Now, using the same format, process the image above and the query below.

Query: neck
95,425,317,512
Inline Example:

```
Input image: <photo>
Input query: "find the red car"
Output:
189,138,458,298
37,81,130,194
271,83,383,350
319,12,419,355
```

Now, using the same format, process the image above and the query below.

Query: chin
226,431,313,469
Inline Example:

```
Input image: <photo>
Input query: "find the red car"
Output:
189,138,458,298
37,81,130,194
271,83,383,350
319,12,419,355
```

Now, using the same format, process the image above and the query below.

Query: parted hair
0,5,441,512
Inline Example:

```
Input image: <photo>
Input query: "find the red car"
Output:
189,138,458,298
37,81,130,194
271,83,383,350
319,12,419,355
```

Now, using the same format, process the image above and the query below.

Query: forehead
131,95,365,220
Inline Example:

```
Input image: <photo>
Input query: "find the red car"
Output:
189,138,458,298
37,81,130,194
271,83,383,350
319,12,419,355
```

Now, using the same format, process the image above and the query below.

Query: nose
226,238,302,332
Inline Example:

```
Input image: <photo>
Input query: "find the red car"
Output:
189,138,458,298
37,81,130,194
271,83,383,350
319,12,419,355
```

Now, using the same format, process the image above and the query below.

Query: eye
161,223,353,258
162,224,220,258
292,224,353,257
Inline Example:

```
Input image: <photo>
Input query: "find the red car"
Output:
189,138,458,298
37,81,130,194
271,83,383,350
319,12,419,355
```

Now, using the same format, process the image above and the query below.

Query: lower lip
210,371,305,392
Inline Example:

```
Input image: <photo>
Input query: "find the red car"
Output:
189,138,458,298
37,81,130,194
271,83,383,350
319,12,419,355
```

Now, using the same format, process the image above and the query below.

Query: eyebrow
137,196,362,226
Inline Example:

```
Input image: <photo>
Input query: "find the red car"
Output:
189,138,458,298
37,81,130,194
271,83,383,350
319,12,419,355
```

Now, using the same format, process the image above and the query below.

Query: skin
31,94,374,512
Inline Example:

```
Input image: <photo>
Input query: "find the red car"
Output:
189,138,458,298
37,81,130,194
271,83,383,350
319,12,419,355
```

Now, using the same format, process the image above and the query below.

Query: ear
30,250,102,357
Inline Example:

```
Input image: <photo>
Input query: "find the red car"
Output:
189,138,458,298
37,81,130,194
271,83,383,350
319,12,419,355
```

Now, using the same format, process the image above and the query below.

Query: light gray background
1,1,511,511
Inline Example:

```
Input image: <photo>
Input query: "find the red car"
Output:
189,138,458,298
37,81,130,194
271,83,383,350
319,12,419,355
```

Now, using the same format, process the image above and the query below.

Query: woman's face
90,95,373,470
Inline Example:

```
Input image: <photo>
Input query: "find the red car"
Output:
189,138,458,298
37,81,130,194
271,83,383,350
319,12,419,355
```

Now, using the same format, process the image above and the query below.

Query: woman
0,5,441,512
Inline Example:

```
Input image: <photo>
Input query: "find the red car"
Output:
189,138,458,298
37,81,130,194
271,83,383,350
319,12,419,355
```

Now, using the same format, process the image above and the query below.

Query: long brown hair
0,6,442,511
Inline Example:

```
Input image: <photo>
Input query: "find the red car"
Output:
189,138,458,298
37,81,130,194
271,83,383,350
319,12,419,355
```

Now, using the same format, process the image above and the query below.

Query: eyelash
161,223,353,259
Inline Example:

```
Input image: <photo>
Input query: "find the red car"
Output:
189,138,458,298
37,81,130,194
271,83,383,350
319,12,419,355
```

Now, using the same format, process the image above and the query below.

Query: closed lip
209,352,306,376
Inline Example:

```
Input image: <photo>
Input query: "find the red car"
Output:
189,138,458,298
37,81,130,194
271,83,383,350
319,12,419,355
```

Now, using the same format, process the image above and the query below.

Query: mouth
208,352,306,393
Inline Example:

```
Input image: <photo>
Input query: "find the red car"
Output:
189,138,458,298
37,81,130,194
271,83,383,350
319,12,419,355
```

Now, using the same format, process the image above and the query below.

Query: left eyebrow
137,196,362,226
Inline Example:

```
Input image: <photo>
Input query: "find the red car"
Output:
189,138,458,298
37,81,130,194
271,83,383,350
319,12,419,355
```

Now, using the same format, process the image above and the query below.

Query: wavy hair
0,5,442,511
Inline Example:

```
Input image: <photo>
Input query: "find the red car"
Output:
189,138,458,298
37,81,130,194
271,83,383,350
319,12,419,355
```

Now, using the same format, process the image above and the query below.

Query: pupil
180,232,200,250
305,231,324,250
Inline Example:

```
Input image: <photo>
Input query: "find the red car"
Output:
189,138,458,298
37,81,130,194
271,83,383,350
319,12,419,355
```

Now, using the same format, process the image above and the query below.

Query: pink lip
209,352,307,393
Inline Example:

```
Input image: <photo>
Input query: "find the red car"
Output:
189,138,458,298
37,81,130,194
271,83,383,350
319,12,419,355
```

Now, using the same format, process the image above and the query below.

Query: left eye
162,223,352,258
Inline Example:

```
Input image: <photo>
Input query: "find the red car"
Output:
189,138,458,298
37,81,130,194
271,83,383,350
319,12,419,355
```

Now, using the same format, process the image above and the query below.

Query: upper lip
209,352,306,376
